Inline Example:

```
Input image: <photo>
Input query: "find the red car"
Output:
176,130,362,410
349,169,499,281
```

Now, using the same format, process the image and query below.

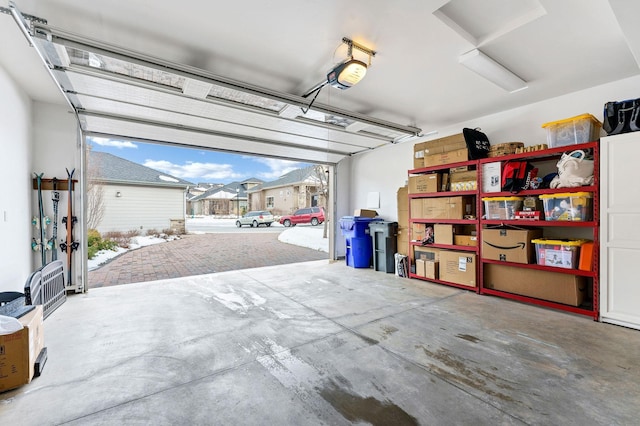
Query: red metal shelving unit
408,159,481,292
477,141,599,320
405,141,599,320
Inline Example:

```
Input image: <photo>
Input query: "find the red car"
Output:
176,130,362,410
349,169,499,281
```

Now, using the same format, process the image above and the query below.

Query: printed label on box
458,256,467,271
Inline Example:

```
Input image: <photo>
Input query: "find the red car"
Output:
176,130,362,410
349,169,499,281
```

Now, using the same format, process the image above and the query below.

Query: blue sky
88,136,310,185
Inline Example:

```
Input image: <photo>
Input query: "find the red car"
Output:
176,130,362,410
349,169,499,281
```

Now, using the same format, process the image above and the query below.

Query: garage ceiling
2,0,640,164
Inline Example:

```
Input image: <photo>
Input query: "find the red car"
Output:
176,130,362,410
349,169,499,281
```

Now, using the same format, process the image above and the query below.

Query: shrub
146,228,159,236
102,230,132,248
87,229,119,259
162,228,175,236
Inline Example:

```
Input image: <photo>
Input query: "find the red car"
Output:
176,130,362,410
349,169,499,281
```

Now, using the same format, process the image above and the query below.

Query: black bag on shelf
501,161,537,193
463,127,491,159
603,99,640,135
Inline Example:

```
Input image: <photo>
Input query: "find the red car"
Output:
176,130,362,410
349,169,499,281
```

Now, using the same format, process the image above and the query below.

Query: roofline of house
90,178,191,189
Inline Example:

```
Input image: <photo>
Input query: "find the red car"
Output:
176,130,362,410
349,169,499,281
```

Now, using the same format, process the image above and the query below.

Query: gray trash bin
368,221,398,273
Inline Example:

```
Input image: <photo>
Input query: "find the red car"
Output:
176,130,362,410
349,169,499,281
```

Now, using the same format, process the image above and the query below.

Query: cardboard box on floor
425,261,439,280
484,263,586,306
396,226,409,256
482,228,542,264
0,305,45,392
439,251,476,288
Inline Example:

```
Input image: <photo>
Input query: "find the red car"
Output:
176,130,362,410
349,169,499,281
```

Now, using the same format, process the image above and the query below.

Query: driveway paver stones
88,233,328,287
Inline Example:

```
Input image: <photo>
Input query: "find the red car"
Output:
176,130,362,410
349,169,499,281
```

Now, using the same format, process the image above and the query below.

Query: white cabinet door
600,133,640,329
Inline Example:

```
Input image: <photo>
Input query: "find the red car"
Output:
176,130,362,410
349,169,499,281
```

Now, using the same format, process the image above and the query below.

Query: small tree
86,145,106,231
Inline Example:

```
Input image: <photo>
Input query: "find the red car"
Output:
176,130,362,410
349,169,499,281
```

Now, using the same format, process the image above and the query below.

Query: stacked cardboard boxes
413,134,468,169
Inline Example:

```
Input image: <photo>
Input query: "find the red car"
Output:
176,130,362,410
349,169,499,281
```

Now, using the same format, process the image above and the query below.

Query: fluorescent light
459,49,528,93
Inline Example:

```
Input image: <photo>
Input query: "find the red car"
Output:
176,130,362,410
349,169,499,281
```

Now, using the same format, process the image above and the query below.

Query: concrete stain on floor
419,345,518,404
319,379,419,426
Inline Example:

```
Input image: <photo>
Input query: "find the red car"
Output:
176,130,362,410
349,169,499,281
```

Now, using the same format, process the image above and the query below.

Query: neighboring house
186,183,223,215
88,151,193,234
248,166,327,216
189,178,263,217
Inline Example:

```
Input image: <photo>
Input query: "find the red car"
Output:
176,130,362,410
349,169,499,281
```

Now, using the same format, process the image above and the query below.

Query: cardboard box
0,305,45,392
449,170,477,192
423,198,449,219
484,263,586,306
439,251,476,287
447,196,476,219
415,259,426,277
420,197,475,220
434,224,454,245
482,228,542,264
397,186,408,212
410,199,424,218
425,147,469,167
397,210,409,229
454,235,478,246
408,174,441,194
425,261,439,280
354,209,378,217
482,162,502,193
396,226,409,256
413,134,466,169
412,223,426,241
414,246,440,262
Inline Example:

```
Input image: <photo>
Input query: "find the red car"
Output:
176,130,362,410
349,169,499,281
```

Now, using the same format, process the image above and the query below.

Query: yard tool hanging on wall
60,168,79,287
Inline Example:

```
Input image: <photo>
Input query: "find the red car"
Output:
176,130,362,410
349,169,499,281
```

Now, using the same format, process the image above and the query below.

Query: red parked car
279,207,325,227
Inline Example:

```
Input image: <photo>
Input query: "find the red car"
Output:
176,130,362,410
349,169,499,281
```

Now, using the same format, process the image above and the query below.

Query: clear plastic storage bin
531,238,587,269
539,192,592,221
541,113,602,148
482,196,524,220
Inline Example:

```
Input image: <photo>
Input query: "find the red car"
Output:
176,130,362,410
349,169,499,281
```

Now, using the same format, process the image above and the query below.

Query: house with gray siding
88,151,192,234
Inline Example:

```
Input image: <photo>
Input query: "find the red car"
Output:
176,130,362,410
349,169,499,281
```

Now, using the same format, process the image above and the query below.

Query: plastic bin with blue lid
339,216,382,268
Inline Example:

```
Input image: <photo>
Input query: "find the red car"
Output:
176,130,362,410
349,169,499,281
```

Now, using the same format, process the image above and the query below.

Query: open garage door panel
20,20,421,164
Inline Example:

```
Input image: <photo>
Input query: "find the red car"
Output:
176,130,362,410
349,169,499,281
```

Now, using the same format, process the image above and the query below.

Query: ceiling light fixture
327,37,375,90
459,49,528,93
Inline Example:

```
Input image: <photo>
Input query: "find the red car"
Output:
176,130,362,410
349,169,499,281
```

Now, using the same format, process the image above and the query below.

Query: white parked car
235,210,274,228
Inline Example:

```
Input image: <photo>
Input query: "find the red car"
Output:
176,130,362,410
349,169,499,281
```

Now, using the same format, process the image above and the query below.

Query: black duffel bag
603,99,640,135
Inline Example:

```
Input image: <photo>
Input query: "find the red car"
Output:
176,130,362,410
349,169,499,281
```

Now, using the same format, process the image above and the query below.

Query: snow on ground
88,217,328,271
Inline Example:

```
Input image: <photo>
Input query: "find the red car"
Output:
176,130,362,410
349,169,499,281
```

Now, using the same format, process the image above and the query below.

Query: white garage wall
0,66,33,292
348,75,640,222
97,184,186,234
32,102,82,289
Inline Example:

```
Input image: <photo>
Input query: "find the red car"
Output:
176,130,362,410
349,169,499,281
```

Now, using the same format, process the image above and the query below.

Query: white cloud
143,160,244,181
89,137,137,149
249,157,307,180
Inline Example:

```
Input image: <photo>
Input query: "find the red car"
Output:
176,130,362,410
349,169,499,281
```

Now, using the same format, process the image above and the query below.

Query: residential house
189,178,263,216
88,151,193,234
248,166,327,216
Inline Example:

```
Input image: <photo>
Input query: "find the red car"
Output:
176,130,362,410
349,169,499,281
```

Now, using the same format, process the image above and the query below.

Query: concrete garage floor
1,260,639,425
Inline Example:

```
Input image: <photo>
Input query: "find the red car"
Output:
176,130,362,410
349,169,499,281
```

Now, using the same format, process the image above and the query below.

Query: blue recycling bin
339,216,382,268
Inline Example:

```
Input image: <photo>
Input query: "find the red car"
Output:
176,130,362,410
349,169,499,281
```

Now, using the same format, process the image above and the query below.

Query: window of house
267,196,274,208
